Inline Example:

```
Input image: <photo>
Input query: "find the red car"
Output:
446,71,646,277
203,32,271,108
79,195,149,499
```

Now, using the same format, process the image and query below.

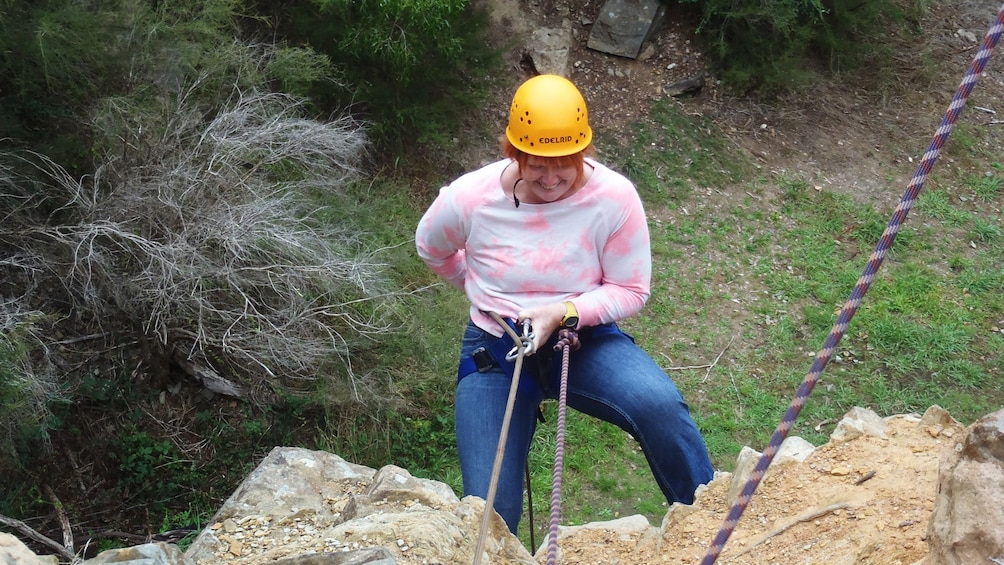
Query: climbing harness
456,318,534,382
699,5,1004,563
468,312,581,565
472,311,534,565
546,328,580,565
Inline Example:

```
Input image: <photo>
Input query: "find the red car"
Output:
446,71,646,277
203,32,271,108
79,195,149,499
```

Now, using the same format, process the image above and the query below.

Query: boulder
924,408,1004,564
587,0,667,59
82,542,193,565
182,447,535,565
0,533,58,565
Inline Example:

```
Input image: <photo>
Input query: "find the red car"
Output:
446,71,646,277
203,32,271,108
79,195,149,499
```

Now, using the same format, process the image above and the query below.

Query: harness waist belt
457,323,520,381
456,322,626,383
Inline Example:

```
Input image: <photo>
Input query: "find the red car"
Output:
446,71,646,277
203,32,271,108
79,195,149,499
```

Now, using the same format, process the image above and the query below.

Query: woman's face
519,156,581,204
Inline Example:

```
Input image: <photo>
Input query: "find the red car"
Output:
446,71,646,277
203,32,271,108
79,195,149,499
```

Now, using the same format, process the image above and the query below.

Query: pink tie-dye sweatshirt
415,158,651,336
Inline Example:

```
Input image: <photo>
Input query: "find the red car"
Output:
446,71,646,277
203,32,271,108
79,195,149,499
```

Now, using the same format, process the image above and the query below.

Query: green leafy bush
0,0,141,171
276,0,501,152
683,0,922,93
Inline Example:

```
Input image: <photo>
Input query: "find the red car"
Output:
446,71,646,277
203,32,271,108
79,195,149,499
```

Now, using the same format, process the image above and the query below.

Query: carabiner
505,318,535,361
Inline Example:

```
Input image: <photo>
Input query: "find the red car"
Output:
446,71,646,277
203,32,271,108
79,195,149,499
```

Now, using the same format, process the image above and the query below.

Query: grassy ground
327,92,1003,549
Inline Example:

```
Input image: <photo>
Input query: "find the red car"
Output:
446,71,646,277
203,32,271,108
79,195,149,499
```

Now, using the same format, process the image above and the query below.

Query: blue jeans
455,320,714,533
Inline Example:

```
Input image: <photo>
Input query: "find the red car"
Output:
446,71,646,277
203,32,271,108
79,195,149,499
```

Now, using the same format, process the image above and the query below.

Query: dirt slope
475,0,1004,208
550,409,962,564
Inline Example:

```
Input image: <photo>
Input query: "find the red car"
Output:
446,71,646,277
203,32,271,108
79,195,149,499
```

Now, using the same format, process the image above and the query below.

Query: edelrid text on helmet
505,75,593,157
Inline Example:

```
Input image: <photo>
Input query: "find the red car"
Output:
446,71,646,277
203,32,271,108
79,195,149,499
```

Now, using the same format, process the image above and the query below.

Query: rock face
7,406,1004,565
924,408,1004,564
183,448,535,565
586,0,667,58
85,542,192,565
0,534,57,565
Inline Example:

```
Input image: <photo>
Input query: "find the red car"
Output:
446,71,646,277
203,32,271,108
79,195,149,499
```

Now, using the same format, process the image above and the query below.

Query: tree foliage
683,0,923,93
0,0,141,171
273,0,501,152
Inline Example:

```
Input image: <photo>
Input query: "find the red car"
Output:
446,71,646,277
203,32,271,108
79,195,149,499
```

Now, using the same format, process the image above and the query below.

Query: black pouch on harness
456,319,547,396
457,321,629,387
457,320,519,382
456,321,548,423
470,347,495,373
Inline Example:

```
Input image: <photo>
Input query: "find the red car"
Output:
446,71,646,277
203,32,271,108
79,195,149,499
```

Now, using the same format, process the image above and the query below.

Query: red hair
499,136,596,186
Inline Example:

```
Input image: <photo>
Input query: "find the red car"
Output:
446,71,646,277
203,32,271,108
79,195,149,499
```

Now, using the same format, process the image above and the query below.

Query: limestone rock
0,533,58,565
184,447,534,565
924,408,1004,564
537,514,655,562
830,405,888,441
530,24,574,76
727,435,816,507
84,542,193,565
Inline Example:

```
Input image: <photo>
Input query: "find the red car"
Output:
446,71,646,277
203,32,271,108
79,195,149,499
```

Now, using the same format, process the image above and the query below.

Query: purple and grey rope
474,312,532,565
546,329,580,565
699,5,1004,563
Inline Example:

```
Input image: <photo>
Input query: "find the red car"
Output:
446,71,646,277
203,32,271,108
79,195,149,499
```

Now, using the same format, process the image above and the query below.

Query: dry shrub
0,301,61,466
1,76,399,405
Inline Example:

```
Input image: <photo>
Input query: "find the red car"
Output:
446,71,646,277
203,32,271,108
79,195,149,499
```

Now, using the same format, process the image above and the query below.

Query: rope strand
473,312,531,565
545,329,579,565
699,5,1004,563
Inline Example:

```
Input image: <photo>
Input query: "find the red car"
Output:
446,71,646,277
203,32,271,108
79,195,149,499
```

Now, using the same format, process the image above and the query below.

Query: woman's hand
516,302,566,355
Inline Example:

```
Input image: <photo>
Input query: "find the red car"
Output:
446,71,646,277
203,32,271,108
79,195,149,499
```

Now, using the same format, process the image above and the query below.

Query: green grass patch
303,98,1004,548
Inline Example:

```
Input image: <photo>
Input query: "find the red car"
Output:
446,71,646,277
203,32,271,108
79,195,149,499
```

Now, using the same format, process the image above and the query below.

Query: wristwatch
560,301,579,329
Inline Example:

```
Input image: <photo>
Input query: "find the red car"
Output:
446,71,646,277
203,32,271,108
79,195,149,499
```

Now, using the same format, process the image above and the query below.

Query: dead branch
81,530,151,545
855,470,877,485
42,485,73,554
814,418,837,431
733,502,852,557
659,352,713,371
172,350,247,397
658,335,736,383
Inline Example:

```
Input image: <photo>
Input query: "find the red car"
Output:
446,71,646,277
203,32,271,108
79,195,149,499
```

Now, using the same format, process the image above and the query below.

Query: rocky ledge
4,406,1002,565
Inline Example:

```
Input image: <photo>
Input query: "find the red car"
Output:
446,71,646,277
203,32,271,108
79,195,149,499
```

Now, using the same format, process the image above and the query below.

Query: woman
415,74,714,533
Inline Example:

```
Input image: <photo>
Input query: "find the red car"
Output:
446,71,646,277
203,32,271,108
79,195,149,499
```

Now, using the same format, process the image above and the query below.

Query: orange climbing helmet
505,74,593,157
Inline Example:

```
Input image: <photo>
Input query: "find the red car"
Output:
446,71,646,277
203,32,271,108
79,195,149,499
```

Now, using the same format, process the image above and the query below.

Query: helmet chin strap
500,160,522,208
